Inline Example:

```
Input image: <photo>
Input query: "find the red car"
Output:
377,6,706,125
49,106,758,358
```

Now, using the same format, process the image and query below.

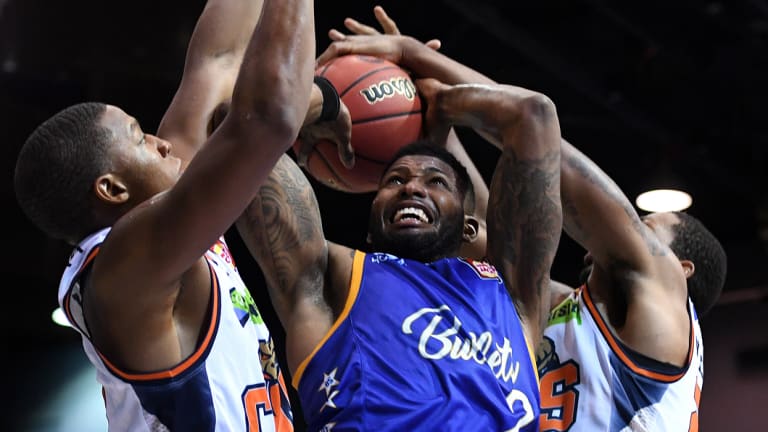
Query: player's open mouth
391,207,432,224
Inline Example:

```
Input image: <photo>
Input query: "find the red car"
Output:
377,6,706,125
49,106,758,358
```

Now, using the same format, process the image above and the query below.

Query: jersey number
505,389,536,432
243,379,293,432
539,361,580,432
688,382,701,432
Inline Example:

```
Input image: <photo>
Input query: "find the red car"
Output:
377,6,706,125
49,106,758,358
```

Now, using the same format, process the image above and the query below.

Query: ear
462,215,480,243
95,173,130,205
680,259,695,279
366,232,373,245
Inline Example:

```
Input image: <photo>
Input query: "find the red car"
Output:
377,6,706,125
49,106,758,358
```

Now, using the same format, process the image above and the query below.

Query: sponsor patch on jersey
548,297,581,326
211,239,236,268
460,258,500,280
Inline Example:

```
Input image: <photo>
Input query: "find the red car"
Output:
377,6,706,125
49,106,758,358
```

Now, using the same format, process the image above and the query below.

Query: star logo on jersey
318,368,339,397
318,368,341,413
320,390,340,412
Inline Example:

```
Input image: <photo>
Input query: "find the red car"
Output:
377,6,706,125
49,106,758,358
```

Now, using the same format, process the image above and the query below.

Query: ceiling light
52,307,72,328
635,189,692,212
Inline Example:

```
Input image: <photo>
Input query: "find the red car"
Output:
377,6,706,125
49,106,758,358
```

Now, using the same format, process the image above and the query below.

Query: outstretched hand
317,5,441,67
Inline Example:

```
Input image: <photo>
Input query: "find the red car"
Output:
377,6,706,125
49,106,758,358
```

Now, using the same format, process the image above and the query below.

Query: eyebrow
387,165,449,176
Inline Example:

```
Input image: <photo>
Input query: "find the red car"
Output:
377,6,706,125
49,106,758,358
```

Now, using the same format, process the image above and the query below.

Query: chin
370,229,461,263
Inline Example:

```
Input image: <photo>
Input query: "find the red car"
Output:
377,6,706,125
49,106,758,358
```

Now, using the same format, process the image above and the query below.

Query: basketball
295,55,424,193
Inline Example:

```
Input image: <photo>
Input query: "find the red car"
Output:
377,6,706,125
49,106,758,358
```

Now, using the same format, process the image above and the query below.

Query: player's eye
429,176,448,187
385,175,404,185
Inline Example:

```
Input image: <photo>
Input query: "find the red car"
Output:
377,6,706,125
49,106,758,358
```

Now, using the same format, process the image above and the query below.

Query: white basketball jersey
537,286,703,432
58,228,294,432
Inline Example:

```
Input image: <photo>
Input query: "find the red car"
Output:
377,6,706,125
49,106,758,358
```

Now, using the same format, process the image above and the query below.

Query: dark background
3,0,767,430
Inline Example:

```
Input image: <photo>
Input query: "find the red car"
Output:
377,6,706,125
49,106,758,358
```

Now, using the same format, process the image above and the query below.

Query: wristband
313,75,340,122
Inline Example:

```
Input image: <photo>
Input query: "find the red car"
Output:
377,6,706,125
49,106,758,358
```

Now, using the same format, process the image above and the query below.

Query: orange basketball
295,55,424,193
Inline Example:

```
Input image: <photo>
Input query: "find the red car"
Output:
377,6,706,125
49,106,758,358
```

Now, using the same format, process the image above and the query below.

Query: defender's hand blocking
318,5,441,68
295,98,354,169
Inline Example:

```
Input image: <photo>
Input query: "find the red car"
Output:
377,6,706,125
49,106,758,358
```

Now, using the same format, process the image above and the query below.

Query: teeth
394,207,429,223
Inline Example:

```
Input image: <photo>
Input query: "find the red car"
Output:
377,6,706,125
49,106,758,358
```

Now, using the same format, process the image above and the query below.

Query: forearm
303,84,324,126
444,129,488,219
185,0,265,66
559,138,650,265
231,0,315,137
400,37,496,85
434,84,551,152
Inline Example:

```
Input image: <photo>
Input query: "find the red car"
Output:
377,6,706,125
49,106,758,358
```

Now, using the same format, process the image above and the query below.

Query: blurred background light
635,188,692,212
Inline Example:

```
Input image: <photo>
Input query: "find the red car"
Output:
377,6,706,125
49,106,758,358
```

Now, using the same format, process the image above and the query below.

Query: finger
337,137,355,169
316,43,350,67
373,6,400,35
344,17,380,36
425,39,442,51
294,138,312,167
328,28,347,42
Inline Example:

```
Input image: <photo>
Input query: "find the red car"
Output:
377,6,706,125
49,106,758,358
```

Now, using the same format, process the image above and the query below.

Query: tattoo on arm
238,155,325,293
487,147,561,320
562,150,666,257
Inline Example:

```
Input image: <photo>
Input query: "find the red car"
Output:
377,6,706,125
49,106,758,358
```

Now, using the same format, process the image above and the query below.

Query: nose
153,136,173,157
399,177,427,198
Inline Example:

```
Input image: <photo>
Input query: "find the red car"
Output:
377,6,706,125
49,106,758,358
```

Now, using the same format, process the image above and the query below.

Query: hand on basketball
317,6,441,67
295,101,354,169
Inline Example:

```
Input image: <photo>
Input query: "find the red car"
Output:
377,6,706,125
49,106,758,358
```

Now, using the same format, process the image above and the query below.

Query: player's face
100,105,182,203
368,155,465,262
641,212,680,248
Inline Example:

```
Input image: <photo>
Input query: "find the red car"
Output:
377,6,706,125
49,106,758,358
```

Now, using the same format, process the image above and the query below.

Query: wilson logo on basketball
359,77,417,104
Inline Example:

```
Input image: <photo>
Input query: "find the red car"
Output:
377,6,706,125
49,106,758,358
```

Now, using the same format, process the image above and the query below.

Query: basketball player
13,0,331,429
234,69,563,430
534,139,726,431
318,9,727,430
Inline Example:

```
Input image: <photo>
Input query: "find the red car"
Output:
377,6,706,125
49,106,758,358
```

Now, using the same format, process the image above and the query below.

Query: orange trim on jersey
292,250,365,390
581,285,694,382
524,332,541,385
63,246,101,328
99,259,221,381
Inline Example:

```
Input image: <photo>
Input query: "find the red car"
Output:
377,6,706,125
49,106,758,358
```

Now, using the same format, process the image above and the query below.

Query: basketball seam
352,109,423,125
317,59,334,78
311,147,356,192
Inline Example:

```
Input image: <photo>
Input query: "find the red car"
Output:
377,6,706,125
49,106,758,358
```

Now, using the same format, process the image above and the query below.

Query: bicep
235,154,328,320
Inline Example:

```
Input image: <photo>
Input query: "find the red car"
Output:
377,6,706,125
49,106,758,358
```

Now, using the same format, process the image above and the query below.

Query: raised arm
420,80,562,344
156,0,264,164
90,0,316,368
558,138,691,364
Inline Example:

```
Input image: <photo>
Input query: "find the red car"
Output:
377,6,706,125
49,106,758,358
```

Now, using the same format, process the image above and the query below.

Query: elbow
517,93,558,125
499,92,560,155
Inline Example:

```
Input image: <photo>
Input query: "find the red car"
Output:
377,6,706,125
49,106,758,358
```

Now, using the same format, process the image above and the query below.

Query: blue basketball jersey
293,250,540,431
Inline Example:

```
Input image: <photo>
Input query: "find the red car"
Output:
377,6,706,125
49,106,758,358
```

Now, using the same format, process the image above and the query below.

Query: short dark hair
669,211,727,316
14,102,112,243
382,140,475,213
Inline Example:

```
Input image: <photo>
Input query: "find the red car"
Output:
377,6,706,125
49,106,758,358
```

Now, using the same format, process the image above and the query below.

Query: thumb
425,39,441,51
